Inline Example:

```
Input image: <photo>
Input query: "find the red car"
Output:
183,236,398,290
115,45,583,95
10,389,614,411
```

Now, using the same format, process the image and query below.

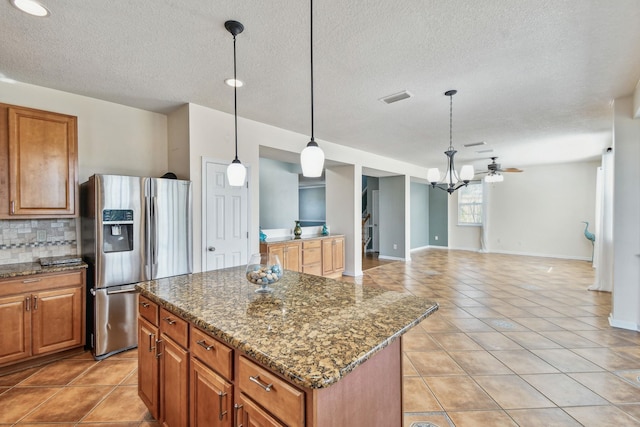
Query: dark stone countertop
136,266,438,389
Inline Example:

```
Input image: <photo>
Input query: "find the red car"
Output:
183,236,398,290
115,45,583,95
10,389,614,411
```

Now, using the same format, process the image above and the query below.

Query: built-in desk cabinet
0,103,78,218
261,241,302,273
260,235,344,278
0,270,85,368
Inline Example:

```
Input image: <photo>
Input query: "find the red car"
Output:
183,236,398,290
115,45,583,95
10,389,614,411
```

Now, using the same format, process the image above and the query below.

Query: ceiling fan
477,157,523,182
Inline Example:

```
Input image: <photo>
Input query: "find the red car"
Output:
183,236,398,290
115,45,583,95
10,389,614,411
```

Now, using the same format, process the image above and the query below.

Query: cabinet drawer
0,270,84,296
302,239,321,249
302,247,321,264
190,327,233,380
302,264,322,276
138,295,158,326
238,356,304,427
159,308,188,348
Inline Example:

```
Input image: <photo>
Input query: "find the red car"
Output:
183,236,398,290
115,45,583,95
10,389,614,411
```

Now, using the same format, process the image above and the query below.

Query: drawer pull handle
233,403,243,427
148,333,155,352
33,296,38,310
197,340,214,351
249,375,273,392
22,278,42,283
155,339,163,359
25,296,30,311
162,317,176,325
140,301,150,308
218,391,228,421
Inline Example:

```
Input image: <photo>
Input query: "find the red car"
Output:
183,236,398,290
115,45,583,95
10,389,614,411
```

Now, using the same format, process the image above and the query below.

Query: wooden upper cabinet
1,104,78,217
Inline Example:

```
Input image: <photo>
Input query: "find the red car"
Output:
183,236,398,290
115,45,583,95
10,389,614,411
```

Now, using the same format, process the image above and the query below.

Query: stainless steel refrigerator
81,174,192,359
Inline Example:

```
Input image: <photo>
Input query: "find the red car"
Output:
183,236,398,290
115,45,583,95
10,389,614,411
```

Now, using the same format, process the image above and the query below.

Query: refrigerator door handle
152,195,159,268
145,191,152,277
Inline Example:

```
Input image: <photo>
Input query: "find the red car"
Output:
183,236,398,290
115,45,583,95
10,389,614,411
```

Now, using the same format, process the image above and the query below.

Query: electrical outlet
393,244,397,250
435,236,439,241
37,230,47,242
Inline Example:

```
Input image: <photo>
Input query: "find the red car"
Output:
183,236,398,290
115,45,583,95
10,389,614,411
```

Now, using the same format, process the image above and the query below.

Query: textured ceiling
1,0,639,172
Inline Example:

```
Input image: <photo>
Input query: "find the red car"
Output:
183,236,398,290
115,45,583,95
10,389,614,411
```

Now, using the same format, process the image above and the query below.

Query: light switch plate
37,230,47,242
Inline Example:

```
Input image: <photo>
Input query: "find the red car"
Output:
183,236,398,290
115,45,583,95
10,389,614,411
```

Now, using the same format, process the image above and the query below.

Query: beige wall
449,161,599,260
0,81,168,182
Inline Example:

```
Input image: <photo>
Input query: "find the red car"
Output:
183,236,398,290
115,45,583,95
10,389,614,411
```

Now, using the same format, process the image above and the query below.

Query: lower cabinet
138,316,160,420
138,296,306,427
160,335,189,427
322,236,345,277
235,393,284,427
0,270,85,368
260,235,345,278
190,358,233,427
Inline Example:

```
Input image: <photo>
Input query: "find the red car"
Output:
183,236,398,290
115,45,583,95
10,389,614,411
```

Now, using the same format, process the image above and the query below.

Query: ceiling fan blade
503,168,523,173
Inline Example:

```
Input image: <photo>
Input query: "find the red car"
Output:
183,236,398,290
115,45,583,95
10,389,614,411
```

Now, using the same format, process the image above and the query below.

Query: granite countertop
136,267,438,389
261,234,344,244
0,258,87,279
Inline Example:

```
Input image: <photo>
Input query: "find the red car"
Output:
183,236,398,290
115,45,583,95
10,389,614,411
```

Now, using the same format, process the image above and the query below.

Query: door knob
208,247,216,252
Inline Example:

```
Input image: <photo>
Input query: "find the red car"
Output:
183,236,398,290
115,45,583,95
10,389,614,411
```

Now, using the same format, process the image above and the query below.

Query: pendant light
300,0,325,177
225,20,247,187
428,90,474,194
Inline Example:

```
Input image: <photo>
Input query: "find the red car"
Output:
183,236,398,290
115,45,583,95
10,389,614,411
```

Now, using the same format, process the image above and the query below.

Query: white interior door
372,190,380,252
204,161,248,271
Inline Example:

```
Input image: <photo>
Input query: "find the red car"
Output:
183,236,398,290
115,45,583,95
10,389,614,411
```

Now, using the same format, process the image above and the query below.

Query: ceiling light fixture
10,0,49,17
224,20,247,187
224,78,243,87
428,90,475,194
300,0,325,178
484,171,504,183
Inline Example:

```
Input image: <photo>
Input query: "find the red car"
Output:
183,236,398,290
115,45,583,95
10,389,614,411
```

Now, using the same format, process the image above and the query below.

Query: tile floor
344,249,640,427
1,249,639,426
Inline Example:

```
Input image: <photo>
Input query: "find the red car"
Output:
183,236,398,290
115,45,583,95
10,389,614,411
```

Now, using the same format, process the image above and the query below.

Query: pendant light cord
310,0,315,142
233,34,239,161
449,92,453,151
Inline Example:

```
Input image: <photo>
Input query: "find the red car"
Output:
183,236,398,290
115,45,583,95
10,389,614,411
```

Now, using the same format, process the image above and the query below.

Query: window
457,182,483,225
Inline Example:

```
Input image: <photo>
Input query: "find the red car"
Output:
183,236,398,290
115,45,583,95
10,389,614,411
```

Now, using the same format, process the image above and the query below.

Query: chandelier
428,90,474,194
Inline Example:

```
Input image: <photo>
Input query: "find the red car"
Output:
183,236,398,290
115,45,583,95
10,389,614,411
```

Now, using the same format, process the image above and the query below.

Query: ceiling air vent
379,90,413,104
463,141,486,148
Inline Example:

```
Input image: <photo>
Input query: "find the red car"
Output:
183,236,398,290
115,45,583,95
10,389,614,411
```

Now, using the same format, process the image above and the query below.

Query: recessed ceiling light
225,78,243,87
10,0,50,17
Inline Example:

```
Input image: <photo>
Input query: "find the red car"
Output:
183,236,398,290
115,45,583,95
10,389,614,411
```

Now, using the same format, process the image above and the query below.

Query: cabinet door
322,239,334,275
284,242,302,272
7,106,77,216
160,335,189,427
0,294,31,365
267,245,285,269
190,358,233,427
333,237,345,272
138,317,160,420
236,393,285,427
31,285,83,355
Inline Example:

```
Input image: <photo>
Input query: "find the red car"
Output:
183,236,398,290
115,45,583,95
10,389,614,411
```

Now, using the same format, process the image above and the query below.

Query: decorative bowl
245,253,283,293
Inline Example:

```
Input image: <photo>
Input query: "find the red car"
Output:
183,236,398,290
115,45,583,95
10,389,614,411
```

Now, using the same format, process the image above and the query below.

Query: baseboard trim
609,314,640,331
378,255,407,261
477,248,592,261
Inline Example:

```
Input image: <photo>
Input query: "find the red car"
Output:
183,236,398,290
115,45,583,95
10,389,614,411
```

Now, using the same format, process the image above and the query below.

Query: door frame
201,157,252,271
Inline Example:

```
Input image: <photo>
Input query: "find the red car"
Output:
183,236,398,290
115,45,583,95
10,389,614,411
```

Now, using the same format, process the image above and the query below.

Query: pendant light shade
227,159,246,186
301,141,324,177
225,20,246,187
428,90,475,195
301,0,325,177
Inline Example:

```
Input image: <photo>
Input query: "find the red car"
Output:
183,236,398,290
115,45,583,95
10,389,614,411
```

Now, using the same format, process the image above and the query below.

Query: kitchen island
136,266,438,427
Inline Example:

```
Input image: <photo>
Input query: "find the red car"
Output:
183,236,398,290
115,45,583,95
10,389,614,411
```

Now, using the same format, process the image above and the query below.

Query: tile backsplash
0,219,78,265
